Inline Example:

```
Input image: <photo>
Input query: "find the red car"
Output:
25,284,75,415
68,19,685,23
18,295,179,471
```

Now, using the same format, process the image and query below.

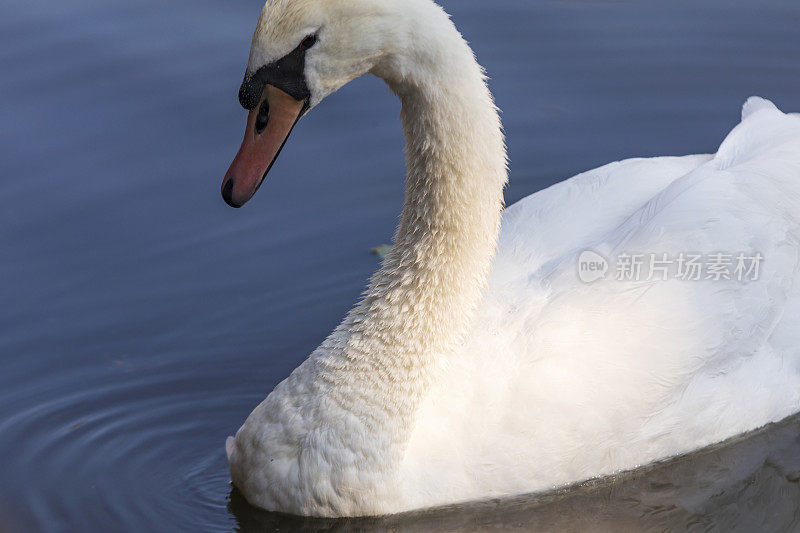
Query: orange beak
221,85,306,208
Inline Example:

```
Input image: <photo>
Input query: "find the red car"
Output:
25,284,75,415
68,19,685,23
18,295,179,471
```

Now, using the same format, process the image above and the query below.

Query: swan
221,0,800,518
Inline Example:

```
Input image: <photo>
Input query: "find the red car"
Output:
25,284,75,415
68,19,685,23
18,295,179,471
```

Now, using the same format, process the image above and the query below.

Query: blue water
2,0,800,530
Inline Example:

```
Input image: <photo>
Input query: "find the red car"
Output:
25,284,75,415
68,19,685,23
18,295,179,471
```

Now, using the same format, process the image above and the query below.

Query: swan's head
221,0,397,208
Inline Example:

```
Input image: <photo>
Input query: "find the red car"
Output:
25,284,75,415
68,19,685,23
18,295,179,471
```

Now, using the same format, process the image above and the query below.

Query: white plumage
227,0,800,517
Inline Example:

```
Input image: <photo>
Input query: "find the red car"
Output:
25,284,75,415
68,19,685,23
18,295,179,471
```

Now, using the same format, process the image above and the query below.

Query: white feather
227,0,800,517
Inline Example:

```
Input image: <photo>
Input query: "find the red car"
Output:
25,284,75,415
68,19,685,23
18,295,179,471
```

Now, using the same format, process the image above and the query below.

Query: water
1,0,800,530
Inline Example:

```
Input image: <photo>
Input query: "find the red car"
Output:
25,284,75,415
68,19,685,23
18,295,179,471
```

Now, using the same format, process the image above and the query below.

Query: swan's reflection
228,413,800,532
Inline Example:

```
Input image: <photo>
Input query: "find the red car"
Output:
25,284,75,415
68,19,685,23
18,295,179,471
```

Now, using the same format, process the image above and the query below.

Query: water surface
2,0,800,530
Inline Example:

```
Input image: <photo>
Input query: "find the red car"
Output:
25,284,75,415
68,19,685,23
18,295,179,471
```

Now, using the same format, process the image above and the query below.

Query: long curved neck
372,38,508,372
312,6,507,433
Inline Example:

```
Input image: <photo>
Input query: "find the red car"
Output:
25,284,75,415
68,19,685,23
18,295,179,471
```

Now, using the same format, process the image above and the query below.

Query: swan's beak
221,85,305,208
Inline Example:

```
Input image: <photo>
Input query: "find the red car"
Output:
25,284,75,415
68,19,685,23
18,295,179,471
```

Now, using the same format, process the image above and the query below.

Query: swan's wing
404,98,800,505
492,154,711,288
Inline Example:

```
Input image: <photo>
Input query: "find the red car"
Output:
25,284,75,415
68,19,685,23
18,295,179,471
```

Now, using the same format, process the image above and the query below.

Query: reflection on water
229,414,800,532
1,0,800,531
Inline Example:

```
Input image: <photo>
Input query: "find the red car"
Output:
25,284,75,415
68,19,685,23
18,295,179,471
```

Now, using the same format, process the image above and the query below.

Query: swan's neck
312,8,507,441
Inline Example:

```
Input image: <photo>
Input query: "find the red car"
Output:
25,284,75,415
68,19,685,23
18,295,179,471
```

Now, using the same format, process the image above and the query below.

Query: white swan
221,0,800,518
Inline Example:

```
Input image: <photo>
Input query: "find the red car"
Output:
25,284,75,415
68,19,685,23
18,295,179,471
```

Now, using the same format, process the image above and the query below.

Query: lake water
2,0,800,531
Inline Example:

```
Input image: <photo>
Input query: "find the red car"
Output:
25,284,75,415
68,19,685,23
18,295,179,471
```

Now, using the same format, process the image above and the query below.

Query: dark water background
2,0,800,531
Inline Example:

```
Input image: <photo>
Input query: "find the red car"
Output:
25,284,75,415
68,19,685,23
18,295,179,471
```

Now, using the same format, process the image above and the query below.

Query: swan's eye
300,34,317,50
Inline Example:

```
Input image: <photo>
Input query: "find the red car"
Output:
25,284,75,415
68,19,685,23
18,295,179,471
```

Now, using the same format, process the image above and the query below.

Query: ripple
0,366,252,532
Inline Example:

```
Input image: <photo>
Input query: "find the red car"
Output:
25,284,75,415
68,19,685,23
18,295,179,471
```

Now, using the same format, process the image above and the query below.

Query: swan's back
400,98,800,509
